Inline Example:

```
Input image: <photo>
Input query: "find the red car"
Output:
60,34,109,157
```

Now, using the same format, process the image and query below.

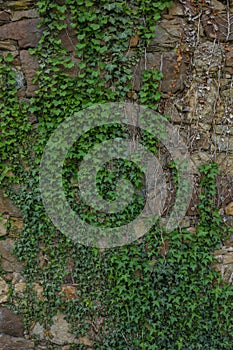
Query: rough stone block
20,50,38,96
11,9,38,21
0,18,42,48
0,238,23,273
0,334,34,350
0,11,11,24
0,277,9,303
0,307,24,336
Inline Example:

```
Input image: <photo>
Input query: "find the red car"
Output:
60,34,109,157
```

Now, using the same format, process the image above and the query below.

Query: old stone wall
0,0,232,349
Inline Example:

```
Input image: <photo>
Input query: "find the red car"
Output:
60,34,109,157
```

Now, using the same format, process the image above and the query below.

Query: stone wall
0,0,232,349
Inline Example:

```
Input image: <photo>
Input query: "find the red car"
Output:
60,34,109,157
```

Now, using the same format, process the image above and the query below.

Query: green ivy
1,0,232,349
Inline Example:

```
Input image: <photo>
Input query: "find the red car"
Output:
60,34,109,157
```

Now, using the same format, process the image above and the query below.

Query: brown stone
20,50,38,96
13,282,26,297
202,12,233,42
0,334,34,350
0,18,42,48
58,20,78,53
129,34,139,48
149,18,185,50
11,272,24,285
210,0,226,12
60,285,77,300
0,277,9,303
33,283,44,300
0,190,21,217
223,253,233,265
223,263,233,283
133,51,187,93
9,217,23,233
0,238,23,272
168,2,185,16
225,201,233,215
0,11,11,24
79,335,93,347
11,9,38,21
224,233,233,247
0,307,24,336
161,51,187,93
132,52,161,91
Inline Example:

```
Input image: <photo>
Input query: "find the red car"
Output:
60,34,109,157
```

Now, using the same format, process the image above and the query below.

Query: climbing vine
0,0,233,349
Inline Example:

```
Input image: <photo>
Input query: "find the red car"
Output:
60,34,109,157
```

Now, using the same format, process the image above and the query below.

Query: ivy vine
0,0,232,349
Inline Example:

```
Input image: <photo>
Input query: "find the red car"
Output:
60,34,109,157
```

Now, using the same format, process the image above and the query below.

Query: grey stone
11,9,38,21
0,334,34,350
50,314,78,345
214,135,233,152
0,307,24,337
214,125,233,135
13,68,25,89
32,314,78,345
31,322,44,340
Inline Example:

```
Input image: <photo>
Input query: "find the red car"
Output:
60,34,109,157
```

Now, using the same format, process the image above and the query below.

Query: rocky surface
0,238,23,272
0,277,9,303
32,314,78,346
0,334,34,350
0,307,24,337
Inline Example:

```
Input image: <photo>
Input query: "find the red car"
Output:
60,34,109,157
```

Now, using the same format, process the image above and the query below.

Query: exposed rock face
32,314,78,345
225,201,233,215
0,18,41,48
0,218,7,237
0,334,34,350
0,238,23,272
0,278,9,303
0,307,24,337
20,49,38,96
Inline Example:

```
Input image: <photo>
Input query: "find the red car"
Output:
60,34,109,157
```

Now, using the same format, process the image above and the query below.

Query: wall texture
0,0,232,349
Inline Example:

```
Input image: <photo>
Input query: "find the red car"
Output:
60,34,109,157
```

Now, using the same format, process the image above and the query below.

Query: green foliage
1,0,232,349
139,68,163,109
